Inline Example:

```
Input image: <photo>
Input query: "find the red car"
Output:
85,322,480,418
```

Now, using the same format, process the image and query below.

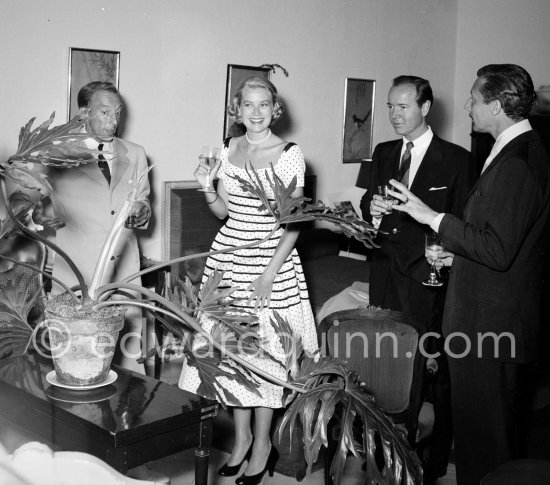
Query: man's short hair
392,75,434,107
476,64,536,121
77,81,119,109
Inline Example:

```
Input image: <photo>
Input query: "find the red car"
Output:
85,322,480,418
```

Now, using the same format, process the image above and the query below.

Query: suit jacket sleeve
359,144,383,220
448,148,476,219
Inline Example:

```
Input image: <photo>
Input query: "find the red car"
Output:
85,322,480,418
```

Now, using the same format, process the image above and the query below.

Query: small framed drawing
223,64,270,139
342,78,375,163
67,47,120,120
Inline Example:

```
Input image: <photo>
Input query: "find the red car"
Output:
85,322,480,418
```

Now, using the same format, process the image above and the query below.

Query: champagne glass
423,231,444,287
197,145,220,193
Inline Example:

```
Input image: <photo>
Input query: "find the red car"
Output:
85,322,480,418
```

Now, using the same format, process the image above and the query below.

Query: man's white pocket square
429,186,447,191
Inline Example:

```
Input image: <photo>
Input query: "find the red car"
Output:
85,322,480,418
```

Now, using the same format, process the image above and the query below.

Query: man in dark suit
390,64,550,485
358,75,474,483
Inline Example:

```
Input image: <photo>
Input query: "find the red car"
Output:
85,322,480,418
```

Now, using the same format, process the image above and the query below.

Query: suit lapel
387,142,402,181
412,137,445,194
74,140,108,186
381,141,402,227
109,138,131,190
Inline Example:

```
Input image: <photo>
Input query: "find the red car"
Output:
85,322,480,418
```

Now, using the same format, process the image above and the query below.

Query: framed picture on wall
67,47,120,120
223,64,270,139
342,78,375,163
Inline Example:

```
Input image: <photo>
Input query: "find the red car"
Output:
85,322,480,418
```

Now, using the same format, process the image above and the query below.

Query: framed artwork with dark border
223,64,270,139
342,78,375,163
67,47,120,120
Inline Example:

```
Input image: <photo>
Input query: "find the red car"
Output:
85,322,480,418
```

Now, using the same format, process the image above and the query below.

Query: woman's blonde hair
227,76,283,124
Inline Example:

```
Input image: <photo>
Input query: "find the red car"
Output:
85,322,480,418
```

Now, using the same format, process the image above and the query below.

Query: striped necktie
398,141,414,187
97,143,111,184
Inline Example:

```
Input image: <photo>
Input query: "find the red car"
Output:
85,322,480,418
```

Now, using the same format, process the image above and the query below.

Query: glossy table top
0,354,218,445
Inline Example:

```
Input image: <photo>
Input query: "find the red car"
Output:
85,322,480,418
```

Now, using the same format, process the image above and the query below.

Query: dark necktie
97,143,111,184
398,141,414,187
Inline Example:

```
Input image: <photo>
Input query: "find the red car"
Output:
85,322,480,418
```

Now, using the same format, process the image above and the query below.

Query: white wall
452,0,550,147
1,0,547,261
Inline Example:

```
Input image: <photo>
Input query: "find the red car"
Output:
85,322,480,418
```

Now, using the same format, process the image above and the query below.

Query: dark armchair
318,307,427,483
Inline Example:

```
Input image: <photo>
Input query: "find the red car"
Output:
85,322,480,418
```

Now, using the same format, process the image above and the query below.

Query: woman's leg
226,407,254,466
244,407,274,475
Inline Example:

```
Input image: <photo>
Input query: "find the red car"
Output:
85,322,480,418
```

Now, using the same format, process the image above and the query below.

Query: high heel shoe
235,446,279,485
218,445,252,477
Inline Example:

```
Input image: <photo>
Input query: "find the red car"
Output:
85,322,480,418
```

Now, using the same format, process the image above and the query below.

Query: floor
4,356,547,484
128,358,459,485
130,447,457,485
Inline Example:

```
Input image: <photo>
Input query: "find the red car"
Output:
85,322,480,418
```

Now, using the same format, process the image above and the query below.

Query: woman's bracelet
264,268,276,279
206,193,219,205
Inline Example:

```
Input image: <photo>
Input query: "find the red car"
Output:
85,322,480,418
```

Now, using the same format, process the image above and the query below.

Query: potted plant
0,113,422,484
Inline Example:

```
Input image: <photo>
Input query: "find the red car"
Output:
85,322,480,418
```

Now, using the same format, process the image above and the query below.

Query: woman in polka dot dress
179,76,318,484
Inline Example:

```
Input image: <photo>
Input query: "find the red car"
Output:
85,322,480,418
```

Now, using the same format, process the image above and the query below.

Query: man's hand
388,179,440,226
370,194,394,218
427,357,439,375
427,249,454,269
130,201,150,228
32,202,65,230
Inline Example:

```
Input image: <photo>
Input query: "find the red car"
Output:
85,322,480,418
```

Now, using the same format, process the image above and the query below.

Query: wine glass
423,231,444,287
377,184,395,213
197,145,220,193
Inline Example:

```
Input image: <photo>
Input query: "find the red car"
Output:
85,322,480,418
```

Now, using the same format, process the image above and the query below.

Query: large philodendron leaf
269,311,304,376
0,273,42,358
0,112,107,195
229,163,307,223
278,358,423,485
196,271,258,326
0,355,46,395
187,326,264,407
231,163,378,248
2,164,54,196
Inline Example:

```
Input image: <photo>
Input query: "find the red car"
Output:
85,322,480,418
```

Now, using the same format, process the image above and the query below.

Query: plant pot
45,307,125,386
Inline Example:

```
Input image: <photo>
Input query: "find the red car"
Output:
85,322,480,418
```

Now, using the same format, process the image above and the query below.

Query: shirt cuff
430,213,445,232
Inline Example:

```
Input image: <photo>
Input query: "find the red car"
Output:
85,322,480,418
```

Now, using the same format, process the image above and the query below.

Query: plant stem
93,299,183,322
96,282,307,395
0,179,88,302
88,198,132,300
121,227,280,285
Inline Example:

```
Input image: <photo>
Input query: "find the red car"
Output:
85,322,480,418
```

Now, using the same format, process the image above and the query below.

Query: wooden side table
0,355,218,484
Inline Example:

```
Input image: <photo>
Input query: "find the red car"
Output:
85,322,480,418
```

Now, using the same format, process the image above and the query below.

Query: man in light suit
390,64,550,485
358,75,474,483
42,81,151,373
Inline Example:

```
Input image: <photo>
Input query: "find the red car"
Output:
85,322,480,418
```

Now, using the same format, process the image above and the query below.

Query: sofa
296,227,370,318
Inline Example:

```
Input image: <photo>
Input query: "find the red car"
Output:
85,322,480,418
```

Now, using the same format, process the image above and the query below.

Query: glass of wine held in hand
198,145,220,193
423,230,444,287
377,184,396,213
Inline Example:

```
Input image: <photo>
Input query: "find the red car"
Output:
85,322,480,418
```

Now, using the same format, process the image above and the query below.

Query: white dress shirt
85,137,114,171
480,119,532,173
372,127,434,228
402,126,434,188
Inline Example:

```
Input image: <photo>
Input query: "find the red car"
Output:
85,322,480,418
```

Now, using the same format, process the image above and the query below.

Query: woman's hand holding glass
195,146,220,193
